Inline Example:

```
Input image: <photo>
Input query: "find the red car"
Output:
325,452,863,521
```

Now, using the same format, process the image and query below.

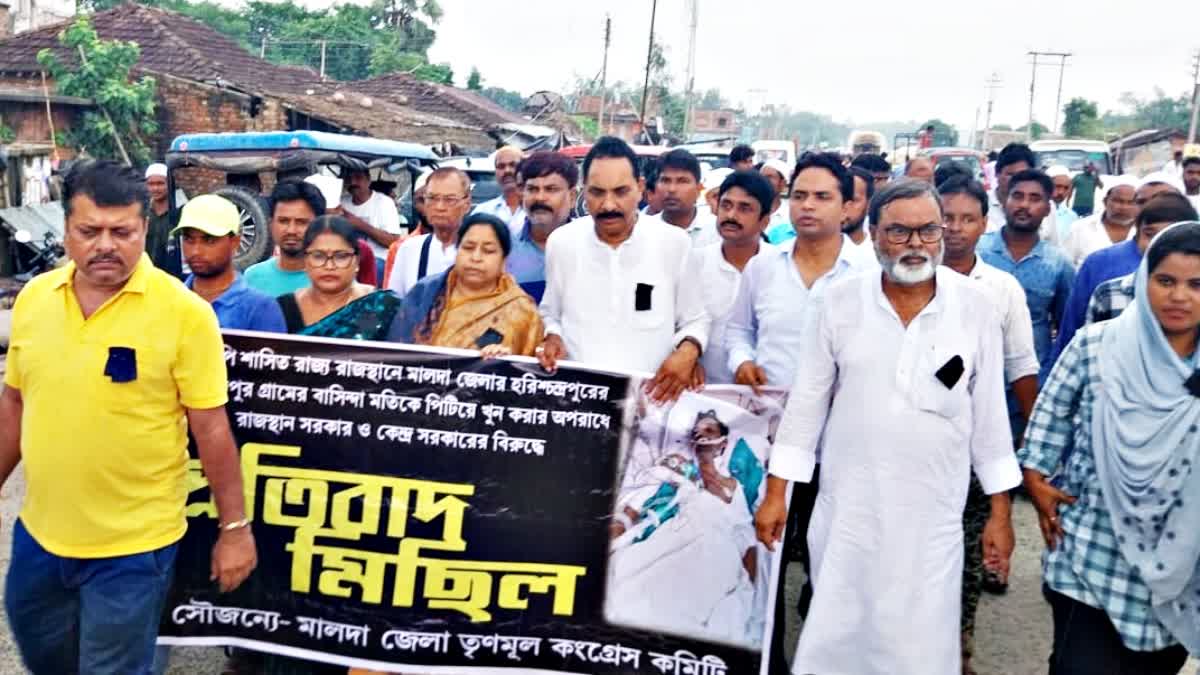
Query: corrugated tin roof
0,201,64,251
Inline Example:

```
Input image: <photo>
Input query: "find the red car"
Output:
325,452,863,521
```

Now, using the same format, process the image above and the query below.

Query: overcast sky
422,0,1200,136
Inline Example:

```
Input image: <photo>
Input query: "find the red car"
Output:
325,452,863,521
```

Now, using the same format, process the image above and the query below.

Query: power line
1026,51,1071,139
982,72,1002,150
1188,49,1200,143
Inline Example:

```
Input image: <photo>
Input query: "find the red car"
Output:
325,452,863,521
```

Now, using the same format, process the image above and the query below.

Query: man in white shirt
1045,165,1078,241
1061,176,1138,268
473,145,526,232
386,167,470,296
653,148,719,247
756,179,1020,675
339,168,401,283
727,152,871,391
537,137,709,404
695,171,775,384
938,174,1037,672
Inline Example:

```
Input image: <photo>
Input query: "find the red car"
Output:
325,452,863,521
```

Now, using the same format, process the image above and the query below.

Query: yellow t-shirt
4,254,228,558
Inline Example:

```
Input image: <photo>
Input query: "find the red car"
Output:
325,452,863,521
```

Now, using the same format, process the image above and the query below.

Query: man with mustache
537,136,709,404
243,180,327,296
0,161,257,673
652,148,719,247
978,169,1074,387
1061,176,1138,268
755,178,1019,675
939,174,1036,673
505,151,578,303
473,145,526,233
694,170,775,385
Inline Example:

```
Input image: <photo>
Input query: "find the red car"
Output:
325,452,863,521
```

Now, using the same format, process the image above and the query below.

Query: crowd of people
0,133,1198,675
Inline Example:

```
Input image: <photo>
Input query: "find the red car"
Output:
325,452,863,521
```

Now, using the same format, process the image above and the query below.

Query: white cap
760,159,791,181
145,163,167,178
1137,171,1184,194
1101,175,1138,200
1045,165,1071,179
703,167,735,192
304,174,344,209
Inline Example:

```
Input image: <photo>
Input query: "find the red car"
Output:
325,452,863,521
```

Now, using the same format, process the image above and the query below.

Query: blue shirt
978,229,1075,384
505,219,547,302
242,258,311,298
1051,238,1142,366
185,273,287,333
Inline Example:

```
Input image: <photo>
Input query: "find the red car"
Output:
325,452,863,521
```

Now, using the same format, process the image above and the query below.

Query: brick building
690,108,739,136
0,3,502,193
574,94,659,143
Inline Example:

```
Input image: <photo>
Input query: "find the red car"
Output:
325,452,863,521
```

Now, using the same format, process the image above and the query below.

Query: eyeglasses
426,194,468,207
881,224,945,245
305,250,356,268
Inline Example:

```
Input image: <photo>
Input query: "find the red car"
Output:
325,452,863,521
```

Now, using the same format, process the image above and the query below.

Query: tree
1101,89,1192,134
81,0,449,83
1062,97,1101,139
918,118,958,147
38,17,157,164
466,67,483,91
480,86,525,112
1016,121,1049,140
698,88,726,110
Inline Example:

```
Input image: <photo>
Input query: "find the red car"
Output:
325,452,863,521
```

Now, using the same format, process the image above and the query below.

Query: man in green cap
175,194,286,332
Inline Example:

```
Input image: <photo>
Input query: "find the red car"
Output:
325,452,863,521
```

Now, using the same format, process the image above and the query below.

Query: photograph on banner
160,331,775,675
606,386,787,650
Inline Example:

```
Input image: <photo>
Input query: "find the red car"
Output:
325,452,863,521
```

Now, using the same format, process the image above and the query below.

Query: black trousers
1045,585,1188,675
768,468,821,675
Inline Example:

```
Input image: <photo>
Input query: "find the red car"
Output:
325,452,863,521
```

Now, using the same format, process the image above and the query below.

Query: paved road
0,356,1193,675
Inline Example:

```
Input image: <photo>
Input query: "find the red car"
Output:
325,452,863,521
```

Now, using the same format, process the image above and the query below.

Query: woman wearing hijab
1020,220,1200,674
276,216,400,339
386,213,543,356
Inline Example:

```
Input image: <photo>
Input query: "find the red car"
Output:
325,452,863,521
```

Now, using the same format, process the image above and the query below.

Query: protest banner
160,331,787,674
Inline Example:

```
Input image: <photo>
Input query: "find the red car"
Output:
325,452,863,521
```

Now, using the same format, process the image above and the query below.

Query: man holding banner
0,160,257,674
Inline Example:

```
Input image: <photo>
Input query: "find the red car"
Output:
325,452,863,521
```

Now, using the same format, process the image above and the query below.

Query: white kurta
1061,212,1135,268
770,267,1021,675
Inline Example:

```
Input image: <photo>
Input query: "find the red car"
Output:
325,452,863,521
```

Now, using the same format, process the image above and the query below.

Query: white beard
877,245,944,286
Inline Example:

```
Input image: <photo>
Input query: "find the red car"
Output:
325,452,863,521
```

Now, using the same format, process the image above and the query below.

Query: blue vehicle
166,131,438,270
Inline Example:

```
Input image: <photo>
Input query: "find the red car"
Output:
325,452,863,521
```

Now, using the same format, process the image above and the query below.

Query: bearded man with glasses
755,178,1020,675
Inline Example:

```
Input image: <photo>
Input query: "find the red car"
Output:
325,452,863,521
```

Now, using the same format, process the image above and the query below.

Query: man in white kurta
756,180,1021,675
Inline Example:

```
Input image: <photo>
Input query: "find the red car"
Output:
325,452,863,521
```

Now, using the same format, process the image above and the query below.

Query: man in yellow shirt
0,160,257,674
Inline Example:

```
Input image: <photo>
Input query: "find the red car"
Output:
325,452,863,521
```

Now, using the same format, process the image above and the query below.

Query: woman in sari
386,213,543,355
276,215,400,340
1020,221,1200,674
